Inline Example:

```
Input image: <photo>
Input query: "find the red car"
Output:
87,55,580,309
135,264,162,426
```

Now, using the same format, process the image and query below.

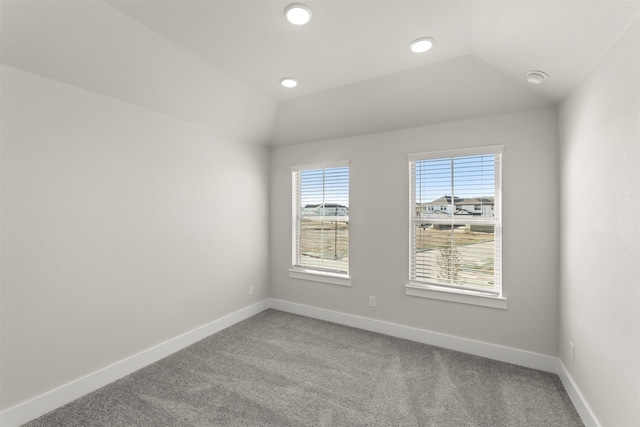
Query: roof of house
458,197,494,205
419,195,493,206
421,196,463,205
304,203,347,208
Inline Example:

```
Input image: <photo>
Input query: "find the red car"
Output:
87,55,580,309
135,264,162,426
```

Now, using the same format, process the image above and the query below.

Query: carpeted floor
26,309,583,426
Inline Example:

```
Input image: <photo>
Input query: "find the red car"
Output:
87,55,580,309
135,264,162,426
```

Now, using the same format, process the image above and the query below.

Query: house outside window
407,146,505,308
290,162,350,286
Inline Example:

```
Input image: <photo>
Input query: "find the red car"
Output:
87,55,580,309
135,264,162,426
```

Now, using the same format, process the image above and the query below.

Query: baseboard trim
269,298,603,425
2,299,596,427
268,298,558,373
0,299,270,427
557,360,601,427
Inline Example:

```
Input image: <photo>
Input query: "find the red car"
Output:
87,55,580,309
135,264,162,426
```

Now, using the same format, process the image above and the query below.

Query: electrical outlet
369,296,376,307
569,341,574,362
248,285,254,296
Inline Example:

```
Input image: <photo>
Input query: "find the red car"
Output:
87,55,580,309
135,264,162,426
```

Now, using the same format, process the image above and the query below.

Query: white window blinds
292,162,349,275
409,146,502,295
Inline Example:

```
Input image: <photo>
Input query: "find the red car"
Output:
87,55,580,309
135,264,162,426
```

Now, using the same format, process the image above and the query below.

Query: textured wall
0,65,270,409
558,18,640,427
270,108,560,356
271,56,550,146
0,0,276,145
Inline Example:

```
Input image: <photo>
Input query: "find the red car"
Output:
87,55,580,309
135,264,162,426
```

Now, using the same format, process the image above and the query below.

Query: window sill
289,269,351,287
405,283,507,309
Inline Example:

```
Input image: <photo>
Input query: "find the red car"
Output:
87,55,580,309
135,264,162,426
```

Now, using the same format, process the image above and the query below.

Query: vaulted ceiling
2,1,638,145
107,0,639,103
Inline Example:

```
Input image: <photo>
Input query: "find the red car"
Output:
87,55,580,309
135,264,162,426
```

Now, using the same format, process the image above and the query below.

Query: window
407,146,505,308
291,162,350,285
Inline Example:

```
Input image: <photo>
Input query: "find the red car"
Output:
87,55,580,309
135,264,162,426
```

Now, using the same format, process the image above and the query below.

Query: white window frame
406,146,506,309
290,161,351,286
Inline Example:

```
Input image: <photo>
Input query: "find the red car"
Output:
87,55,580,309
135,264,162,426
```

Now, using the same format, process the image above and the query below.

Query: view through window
292,162,349,276
409,147,502,295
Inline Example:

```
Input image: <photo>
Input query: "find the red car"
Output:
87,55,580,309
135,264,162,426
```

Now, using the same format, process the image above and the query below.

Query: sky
296,154,496,209
415,154,496,202
300,166,349,207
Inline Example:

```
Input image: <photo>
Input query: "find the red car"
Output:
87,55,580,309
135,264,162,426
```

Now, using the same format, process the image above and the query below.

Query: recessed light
280,78,298,88
410,37,434,53
527,70,549,84
284,3,312,25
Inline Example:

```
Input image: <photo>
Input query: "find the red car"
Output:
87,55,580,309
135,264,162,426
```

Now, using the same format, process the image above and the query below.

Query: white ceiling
1,0,638,145
272,55,552,145
106,0,639,103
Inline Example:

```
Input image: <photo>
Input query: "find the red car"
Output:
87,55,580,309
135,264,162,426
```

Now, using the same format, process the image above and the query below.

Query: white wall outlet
369,296,376,307
248,285,254,296
569,341,574,362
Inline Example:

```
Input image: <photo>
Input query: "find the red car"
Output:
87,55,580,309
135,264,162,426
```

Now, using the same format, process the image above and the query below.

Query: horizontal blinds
408,145,503,161
293,165,349,275
291,160,349,172
292,169,301,268
410,150,501,294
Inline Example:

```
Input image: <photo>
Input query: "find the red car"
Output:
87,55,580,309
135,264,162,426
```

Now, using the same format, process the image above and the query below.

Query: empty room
1,1,638,426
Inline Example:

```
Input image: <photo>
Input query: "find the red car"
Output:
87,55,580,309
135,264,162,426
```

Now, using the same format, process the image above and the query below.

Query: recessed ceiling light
527,70,549,84
284,3,312,25
280,78,298,88
410,37,434,53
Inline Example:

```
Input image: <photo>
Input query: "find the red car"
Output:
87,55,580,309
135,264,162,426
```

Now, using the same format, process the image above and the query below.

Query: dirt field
414,226,496,287
299,219,349,261
299,222,493,257
296,221,495,282
414,225,494,251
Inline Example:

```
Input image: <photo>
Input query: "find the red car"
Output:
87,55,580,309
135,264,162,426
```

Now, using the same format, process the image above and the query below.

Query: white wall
558,18,640,427
272,55,550,146
0,0,276,145
270,107,560,356
0,65,270,410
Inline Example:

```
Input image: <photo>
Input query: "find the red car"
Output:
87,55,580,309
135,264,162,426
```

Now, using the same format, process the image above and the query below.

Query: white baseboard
2,298,595,427
269,299,602,426
268,298,558,373
0,300,270,427
557,360,601,427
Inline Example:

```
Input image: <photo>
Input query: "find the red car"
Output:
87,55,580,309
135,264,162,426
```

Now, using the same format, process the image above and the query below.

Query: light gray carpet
26,309,583,426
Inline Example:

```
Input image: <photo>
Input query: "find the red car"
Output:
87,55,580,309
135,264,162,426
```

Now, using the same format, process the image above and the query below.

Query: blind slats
410,148,502,294
293,164,349,275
